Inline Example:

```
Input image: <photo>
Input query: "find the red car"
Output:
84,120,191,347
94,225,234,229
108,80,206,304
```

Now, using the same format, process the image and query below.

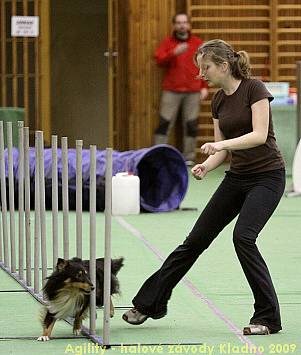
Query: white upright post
0,209,2,263
34,131,40,293
89,145,97,335
0,202,2,263
37,131,47,287
61,137,69,260
0,121,9,267
52,135,58,270
76,140,83,259
23,127,31,285
18,121,24,280
7,122,16,272
103,148,113,346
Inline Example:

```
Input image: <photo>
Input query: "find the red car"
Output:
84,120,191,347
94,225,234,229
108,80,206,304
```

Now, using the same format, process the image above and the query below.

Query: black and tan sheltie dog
37,256,124,341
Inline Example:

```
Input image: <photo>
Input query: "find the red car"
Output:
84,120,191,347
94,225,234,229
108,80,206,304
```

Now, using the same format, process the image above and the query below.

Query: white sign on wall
11,16,39,37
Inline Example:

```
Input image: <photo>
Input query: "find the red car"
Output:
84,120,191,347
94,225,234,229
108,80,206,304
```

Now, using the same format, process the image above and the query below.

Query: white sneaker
243,324,270,335
122,308,148,325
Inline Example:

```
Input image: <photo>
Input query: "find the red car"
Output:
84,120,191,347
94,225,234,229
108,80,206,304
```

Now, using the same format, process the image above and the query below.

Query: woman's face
197,55,226,87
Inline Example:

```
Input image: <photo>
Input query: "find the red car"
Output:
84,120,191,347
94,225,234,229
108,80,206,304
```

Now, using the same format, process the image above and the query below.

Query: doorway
50,0,109,148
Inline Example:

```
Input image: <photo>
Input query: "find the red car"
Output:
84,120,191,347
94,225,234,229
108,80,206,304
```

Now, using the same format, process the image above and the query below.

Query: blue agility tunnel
4,144,188,212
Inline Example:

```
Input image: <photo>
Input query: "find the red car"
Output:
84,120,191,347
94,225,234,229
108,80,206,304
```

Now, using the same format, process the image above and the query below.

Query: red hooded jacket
155,34,208,92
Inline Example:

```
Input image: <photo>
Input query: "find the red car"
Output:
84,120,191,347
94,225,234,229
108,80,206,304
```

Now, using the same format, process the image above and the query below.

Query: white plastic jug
112,172,140,215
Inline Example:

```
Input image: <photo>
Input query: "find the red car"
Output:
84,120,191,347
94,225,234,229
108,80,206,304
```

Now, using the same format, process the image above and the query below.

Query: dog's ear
56,258,68,271
111,257,124,275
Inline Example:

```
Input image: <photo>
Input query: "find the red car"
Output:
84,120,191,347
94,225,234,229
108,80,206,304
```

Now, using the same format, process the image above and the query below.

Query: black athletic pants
132,169,285,332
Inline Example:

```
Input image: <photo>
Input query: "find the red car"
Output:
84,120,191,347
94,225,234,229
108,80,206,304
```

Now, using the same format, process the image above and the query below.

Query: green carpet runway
0,166,300,354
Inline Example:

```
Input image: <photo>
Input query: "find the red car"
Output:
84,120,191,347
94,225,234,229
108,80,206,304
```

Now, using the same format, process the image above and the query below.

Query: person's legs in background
181,92,200,164
154,91,183,145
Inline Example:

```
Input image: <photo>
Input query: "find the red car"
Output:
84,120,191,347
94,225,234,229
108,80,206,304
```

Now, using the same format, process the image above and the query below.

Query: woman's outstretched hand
200,141,224,155
191,164,208,180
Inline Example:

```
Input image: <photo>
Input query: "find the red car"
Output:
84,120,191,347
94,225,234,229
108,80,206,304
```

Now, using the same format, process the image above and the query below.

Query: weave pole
61,137,69,260
0,121,9,268
37,131,47,287
23,127,31,286
34,132,41,293
0,196,2,262
7,122,16,273
52,135,58,271
0,121,9,267
76,140,83,259
0,128,121,345
0,206,2,263
103,148,113,347
89,145,97,335
18,121,24,280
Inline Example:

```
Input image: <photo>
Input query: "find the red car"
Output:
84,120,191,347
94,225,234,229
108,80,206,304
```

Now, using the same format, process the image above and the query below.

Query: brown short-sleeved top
211,79,285,174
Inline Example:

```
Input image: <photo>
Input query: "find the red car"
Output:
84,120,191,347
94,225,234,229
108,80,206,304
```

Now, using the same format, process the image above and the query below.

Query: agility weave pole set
0,120,113,347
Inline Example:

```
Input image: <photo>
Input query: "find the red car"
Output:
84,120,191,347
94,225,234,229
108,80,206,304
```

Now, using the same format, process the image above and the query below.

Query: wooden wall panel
0,0,51,144
125,0,176,149
277,0,301,85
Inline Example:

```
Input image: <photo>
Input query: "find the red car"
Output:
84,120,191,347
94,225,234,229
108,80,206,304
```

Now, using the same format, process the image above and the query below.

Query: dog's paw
110,310,115,318
37,335,50,341
73,328,81,336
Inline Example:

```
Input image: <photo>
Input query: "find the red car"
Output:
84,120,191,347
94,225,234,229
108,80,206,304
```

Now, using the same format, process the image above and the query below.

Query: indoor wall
50,0,108,148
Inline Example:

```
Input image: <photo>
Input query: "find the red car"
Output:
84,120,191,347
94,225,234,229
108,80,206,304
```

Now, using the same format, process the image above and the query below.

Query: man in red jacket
154,13,208,164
